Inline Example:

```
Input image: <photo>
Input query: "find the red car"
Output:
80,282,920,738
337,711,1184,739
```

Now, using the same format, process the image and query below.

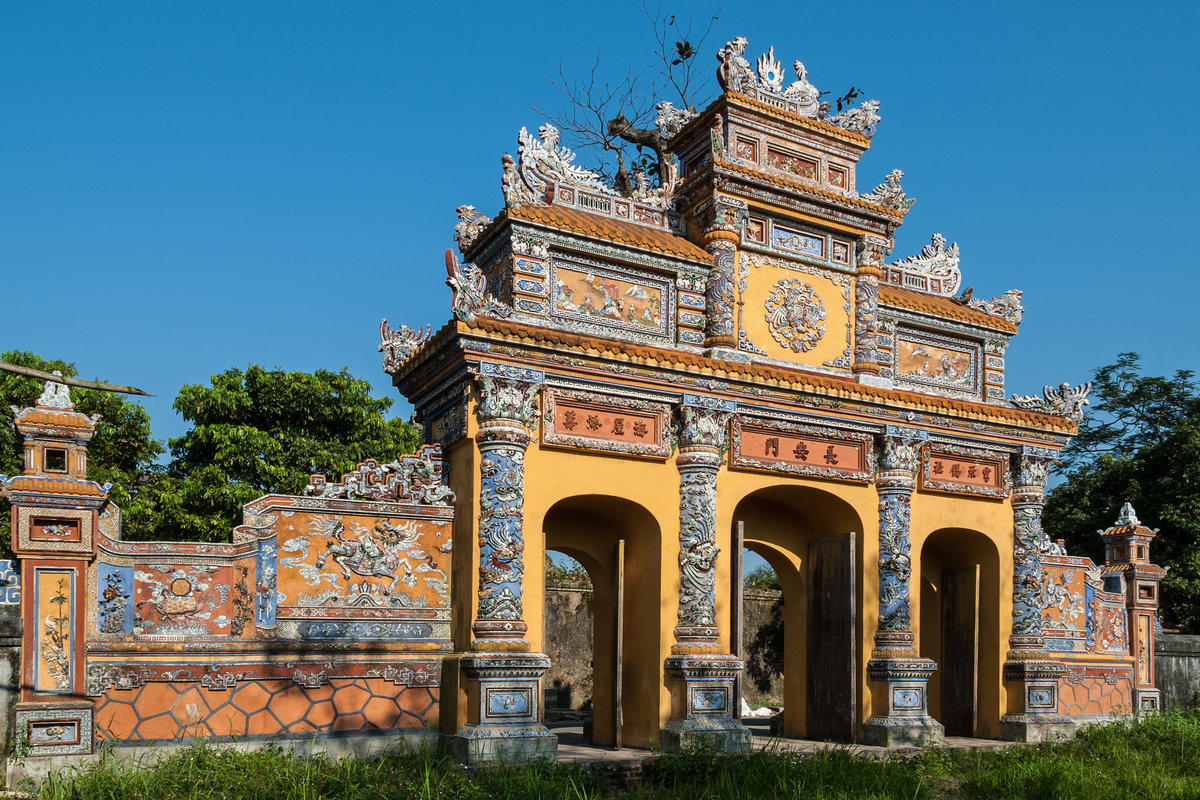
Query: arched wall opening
733,485,865,742
918,527,1002,738
542,494,662,748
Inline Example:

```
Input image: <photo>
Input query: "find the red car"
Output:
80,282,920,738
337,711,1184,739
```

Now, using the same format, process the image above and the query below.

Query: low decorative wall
4,439,455,764
1041,554,1136,717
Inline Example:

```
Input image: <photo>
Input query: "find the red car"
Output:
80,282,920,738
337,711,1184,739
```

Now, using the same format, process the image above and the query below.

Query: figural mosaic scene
1,35,1168,770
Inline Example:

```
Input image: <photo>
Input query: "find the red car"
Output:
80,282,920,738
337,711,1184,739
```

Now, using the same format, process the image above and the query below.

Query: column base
862,715,944,748
704,345,751,363
659,718,752,754
660,653,750,754
998,715,1075,744
447,651,557,765
998,654,1073,743
854,372,894,389
864,655,943,747
443,726,558,765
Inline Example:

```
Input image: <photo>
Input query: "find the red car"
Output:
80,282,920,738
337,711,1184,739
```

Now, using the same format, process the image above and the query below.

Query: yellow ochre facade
383,35,1159,760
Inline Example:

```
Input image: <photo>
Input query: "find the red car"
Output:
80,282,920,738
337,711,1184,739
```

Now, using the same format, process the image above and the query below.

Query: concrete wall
741,589,784,707
543,586,595,711
543,585,785,712
0,606,20,758
1156,634,1200,709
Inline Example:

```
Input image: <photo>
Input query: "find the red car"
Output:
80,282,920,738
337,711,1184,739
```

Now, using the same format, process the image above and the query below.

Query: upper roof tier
383,36,1088,424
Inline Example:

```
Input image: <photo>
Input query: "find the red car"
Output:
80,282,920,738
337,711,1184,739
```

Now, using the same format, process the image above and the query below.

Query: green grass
28,710,1200,800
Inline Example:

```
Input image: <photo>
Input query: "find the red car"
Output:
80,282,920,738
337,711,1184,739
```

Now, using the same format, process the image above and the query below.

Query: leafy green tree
0,351,163,552
1043,353,1200,630
146,365,421,542
744,563,781,591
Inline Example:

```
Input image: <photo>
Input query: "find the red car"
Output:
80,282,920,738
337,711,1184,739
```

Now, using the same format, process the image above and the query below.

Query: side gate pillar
999,447,1073,742
660,395,751,753
863,426,944,746
0,379,103,761
447,362,556,764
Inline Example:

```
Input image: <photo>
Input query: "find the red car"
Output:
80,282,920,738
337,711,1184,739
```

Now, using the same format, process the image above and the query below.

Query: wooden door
806,532,856,741
731,522,744,720
612,539,625,749
941,565,980,737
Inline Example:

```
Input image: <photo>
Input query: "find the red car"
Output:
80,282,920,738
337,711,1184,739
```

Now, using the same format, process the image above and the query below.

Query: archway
733,486,865,741
542,495,662,748
919,528,1002,738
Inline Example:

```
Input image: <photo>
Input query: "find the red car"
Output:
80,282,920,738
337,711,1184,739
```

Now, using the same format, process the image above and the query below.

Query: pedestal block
998,656,1074,743
862,655,944,747
659,653,751,753
445,653,557,764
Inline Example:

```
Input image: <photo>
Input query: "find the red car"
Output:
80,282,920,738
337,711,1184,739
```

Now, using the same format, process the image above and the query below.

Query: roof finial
37,371,73,410
1116,502,1141,527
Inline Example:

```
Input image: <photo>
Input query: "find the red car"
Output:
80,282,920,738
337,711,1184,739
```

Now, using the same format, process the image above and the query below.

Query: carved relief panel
730,416,874,482
549,254,675,341
541,389,672,459
737,252,854,370
892,327,982,398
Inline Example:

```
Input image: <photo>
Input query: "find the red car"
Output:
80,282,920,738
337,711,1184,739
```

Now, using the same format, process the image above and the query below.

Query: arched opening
542,494,662,748
733,486,865,741
919,528,1002,738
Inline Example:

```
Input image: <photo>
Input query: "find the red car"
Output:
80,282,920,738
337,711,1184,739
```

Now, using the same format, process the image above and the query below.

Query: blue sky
3,0,1198,448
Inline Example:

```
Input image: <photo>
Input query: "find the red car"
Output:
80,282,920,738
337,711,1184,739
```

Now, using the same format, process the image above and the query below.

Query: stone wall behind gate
1155,634,1200,709
542,585,786,712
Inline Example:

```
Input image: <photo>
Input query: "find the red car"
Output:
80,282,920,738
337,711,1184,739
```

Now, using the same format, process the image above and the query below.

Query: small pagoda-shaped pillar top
1,376,109,557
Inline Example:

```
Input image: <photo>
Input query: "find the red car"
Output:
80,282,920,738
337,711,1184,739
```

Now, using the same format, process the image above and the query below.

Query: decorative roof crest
1116,502,1141,527
1010,381,1092,420
445,249,511,324
826,100,881,138
303,447,455,506
715,36,879,134
964,289,1024,325
453,205,492,254
37,373,74,410
379,319,432,375
655,101,697,140
860,169,915,214
501,124,614,210
883,233,960,296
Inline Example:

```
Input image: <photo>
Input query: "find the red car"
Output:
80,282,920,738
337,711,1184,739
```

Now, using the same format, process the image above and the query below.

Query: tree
540,5,868,197
146,365,420,542
0,351,163,554
537,3,721,194
1043,353,1200,630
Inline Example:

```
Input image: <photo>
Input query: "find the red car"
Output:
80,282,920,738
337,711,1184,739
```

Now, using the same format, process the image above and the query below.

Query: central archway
542,494,662,748
733,485,865,741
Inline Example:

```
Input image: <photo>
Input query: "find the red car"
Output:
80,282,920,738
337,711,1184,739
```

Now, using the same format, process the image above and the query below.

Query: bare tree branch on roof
536,6,722,198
